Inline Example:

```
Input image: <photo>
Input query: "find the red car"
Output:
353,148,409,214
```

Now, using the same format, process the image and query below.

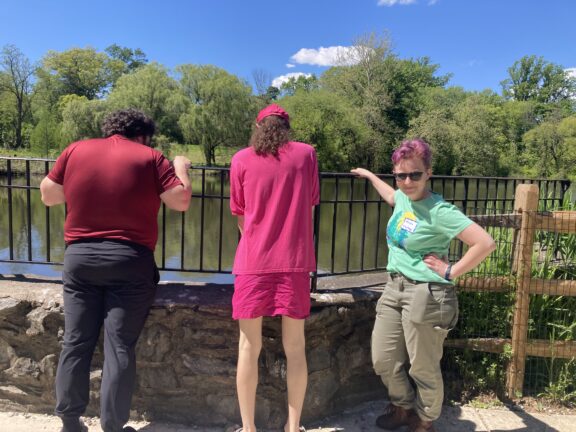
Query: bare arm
160,156,192,212
236,215,244,235
40,177,65,206
424,223,496,280
350,168,395,207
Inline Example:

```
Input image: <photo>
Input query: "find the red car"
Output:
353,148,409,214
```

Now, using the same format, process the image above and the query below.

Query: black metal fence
0,157,571,289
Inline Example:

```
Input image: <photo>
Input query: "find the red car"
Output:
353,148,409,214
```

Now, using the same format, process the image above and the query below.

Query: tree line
1,34,575,178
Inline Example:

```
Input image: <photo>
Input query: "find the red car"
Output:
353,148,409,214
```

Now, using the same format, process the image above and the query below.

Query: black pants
55,240,158,432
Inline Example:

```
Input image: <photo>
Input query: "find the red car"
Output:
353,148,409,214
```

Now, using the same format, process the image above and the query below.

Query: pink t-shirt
230,142,320,275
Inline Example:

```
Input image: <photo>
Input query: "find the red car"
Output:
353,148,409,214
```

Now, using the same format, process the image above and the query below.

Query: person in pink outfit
229,104,320,432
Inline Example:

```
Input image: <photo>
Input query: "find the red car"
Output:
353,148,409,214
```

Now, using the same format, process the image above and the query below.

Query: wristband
444,263,452,281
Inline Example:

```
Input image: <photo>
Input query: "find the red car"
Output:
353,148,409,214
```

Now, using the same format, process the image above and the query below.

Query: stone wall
0,273,386,429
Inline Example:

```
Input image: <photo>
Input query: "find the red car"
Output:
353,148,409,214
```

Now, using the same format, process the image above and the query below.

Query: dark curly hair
101,109,155,139
250,115,291,156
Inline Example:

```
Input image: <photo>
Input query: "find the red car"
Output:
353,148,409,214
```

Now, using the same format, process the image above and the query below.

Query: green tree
523,116,576,178
264,86,280,102
0,91,16,148
177,65,255,165
322,33,449,171
451,93,507,176
38,47,116,100
59,94,108,145
407,87,468,174
30,111,61,156
280,75,319,96
105,44,148,72
557,116,576,178
409,89,507,176
501,55,576,105
499,100,539,172
107,63,185,141
0,45,35,148
281,89,369,171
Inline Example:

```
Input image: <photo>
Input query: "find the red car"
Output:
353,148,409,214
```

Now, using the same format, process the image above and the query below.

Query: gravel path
1,399,576,432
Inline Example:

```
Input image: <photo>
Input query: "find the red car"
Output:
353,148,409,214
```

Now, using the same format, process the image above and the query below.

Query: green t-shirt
386,190,473,284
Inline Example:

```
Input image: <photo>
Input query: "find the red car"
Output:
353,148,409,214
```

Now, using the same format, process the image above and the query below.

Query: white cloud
290,46,359,67
286,63,295,68
377,0,417,6
566,68,576,79
272,72,312,88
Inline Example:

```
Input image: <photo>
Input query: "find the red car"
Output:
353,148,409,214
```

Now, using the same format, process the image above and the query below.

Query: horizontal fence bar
456,276,514,293
445,338,576,360
528,279,576,296
534,211,576,234
469,214,521,229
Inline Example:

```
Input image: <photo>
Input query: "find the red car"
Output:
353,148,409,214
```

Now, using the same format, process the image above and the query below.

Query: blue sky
1,0,575,93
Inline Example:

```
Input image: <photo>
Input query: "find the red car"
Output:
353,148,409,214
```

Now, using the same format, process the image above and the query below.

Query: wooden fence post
506,184,539,397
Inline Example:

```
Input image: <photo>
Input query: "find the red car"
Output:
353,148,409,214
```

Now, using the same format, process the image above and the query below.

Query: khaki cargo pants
371,272,458,421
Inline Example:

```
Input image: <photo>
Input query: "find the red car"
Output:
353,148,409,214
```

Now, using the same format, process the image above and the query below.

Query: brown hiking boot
408,418,436,432
375,404,417,430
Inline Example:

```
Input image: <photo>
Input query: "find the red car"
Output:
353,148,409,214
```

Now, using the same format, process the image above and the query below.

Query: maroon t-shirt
47,135,183,251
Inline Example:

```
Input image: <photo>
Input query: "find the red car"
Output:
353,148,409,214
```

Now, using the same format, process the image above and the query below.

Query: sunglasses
393,171,424,181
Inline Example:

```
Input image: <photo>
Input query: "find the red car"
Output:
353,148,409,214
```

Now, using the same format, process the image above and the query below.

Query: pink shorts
232,272,311,320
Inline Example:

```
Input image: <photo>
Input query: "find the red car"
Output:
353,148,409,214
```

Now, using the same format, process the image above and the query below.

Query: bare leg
237,318,263,432
282,316,307,432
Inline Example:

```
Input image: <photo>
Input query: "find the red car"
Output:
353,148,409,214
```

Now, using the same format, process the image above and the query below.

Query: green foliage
409,89,509,176
444,350,508,400
177,64,255,165
59,95,108,145
501,55,576,105
281,89,370,171
39,47,117,99
1,42,574,179
523,116,576,178
537,359,576,405
451,94,508,176
105,44,148,73
0,44,34,149
0,88,17,148
321,33,449,172
279,74,319,96
107,63,185,142
446,194,575,404
30,111,61,156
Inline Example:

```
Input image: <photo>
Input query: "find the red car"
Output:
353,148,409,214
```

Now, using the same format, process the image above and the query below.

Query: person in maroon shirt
40,109,191,432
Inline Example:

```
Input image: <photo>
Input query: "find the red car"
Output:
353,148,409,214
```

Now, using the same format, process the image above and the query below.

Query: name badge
401,218,418,233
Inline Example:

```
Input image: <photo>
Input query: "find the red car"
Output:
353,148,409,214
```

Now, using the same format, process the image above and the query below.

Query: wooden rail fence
443,184,576,397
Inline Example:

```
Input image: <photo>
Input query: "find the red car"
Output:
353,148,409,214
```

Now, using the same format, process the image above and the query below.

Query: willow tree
107,63,186,141
177,65,256,165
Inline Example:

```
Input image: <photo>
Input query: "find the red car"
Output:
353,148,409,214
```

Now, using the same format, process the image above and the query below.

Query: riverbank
0,143,238,175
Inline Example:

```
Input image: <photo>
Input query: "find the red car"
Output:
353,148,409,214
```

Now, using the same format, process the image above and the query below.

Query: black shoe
123,427,137,432
60,418,88,432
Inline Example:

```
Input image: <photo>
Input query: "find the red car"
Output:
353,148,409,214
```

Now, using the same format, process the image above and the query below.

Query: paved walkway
1,400,575,431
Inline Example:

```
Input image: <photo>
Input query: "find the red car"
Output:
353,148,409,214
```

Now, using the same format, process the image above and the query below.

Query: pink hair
391,138,432,169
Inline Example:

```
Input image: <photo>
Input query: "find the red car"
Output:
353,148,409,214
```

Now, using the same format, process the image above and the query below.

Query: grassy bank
0,143,243,175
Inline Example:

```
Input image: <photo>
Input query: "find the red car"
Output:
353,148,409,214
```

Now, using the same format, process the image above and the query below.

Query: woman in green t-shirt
351,138,496,432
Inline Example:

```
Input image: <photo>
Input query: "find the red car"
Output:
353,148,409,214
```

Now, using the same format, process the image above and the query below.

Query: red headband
256,104,290,124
